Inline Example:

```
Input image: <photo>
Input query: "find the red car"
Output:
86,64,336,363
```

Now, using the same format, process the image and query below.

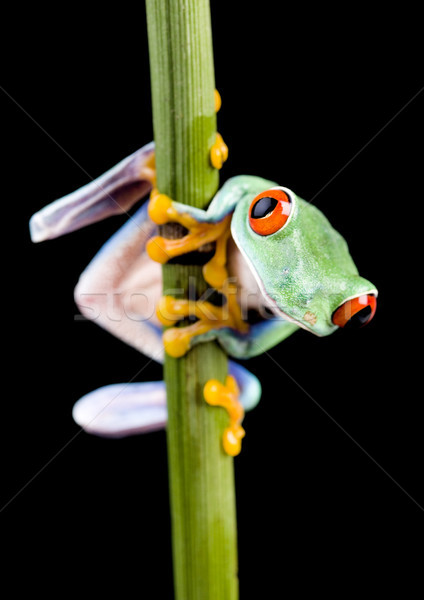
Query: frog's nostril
332,294,377,329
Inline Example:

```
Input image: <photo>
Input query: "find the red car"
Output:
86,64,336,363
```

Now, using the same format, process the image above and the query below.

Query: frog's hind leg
228,361,261,411
72,361,260,438
30,141,156,242
72,381,167,438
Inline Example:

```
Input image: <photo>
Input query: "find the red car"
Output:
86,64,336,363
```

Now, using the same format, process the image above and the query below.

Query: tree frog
30,141,377,453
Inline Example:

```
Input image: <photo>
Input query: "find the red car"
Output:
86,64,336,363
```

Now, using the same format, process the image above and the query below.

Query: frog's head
231,186,377,336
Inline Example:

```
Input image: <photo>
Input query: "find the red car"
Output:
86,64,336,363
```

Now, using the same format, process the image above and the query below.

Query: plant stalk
145,1,239,599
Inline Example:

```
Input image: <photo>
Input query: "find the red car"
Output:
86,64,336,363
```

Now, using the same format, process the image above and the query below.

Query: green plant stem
145,1,239,599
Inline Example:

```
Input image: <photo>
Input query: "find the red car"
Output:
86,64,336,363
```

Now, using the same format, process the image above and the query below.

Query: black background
2,3,423,597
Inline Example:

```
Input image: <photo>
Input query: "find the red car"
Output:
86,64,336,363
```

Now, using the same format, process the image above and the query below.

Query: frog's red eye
249,189,292,236
332,294,377,329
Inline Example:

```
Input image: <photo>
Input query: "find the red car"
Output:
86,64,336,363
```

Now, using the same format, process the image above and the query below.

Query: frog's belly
125,236,269,324
75,231,267,362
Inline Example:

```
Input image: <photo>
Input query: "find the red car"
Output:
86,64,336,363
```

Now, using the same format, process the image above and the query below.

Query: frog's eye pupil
248,188,292,236
344,305,372,329
251,197,278,219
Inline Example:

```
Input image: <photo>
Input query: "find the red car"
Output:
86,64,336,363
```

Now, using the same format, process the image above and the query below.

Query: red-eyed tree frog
30,141,377,449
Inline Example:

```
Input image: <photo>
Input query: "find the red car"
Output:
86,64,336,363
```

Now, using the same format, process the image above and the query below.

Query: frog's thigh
74,203,164,362
167,176,277,225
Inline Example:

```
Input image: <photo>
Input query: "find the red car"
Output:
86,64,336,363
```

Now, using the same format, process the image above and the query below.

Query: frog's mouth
261,289,323,335
269,303,315,332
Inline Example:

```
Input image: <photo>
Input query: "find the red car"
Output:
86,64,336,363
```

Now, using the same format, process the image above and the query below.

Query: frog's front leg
217,318,299,359
147,174,278,229
147,187,249,357
146,190,234,264
146,175,280,357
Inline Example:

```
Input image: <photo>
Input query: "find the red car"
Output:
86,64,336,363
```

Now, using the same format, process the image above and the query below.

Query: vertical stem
145,2,239,599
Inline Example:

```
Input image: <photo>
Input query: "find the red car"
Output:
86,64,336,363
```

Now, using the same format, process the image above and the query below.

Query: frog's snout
332,294,377,329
